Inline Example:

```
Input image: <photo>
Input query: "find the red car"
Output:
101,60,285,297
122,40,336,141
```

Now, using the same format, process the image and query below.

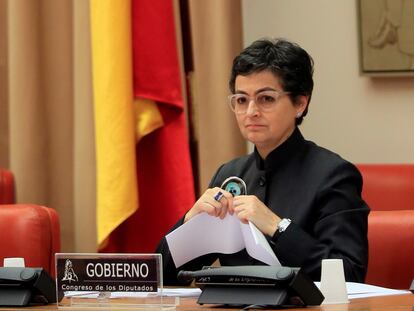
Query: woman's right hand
184,187,233,223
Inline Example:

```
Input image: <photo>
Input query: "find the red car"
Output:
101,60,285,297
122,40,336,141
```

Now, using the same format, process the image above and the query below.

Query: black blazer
157,127,369,285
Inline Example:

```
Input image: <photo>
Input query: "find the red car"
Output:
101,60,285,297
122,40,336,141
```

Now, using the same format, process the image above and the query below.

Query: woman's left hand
232,195,281,236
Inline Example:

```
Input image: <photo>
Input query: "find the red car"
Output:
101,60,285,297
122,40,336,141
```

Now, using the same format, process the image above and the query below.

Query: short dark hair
229,38,314,125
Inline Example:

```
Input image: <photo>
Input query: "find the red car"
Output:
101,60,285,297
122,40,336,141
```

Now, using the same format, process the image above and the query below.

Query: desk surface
0,293,413,310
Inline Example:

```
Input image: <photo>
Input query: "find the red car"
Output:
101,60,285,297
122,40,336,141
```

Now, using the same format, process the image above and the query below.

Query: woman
156,38,369,285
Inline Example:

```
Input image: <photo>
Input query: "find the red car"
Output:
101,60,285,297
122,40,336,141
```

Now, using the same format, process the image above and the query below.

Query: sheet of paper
64,288,202,299
63,283,410,300
166,213,280,267
159,288,201,297
314,282,411,299
241,221,280,266
111,288,201,298
346,282,411,299
165,213,244,268
166,213,244,267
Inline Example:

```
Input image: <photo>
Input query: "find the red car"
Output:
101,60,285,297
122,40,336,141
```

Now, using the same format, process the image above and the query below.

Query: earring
296,112,302,118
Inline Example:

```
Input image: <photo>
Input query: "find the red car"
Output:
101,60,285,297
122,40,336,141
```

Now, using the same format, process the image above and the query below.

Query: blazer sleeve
270,162,369,282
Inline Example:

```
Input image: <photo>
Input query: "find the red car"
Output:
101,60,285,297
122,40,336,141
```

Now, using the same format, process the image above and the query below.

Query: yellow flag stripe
90,0,138,247
135,98,164,142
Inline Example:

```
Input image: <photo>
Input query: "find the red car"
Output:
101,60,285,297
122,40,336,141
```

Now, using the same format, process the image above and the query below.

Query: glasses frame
227,90,291,114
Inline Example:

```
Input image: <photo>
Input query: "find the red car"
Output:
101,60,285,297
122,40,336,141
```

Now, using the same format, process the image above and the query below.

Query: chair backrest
0,168,15,204
366,210,414,289
356,164,414,289
357,164,414,211
0,204,60,278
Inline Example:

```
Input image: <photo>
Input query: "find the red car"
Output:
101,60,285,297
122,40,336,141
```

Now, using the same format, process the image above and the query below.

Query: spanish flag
90,0,195,252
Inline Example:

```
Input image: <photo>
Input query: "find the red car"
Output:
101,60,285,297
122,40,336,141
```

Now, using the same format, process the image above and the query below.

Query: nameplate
56,254,162,304
55,254,178,309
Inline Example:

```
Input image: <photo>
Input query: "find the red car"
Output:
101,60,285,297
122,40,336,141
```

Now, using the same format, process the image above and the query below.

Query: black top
156,127,369,285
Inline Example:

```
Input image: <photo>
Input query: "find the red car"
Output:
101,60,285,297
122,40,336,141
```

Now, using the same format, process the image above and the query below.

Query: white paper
64,283,411,300
165,213,280,267
159,288,201,297
246,221,279,265
64,288,202,299
111,288,201,298
315,282,411,299
3,257,25,267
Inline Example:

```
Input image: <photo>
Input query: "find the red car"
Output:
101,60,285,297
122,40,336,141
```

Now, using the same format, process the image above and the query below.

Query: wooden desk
0,294,413,310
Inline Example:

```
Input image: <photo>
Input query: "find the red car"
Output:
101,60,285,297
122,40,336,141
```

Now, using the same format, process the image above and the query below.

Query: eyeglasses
228,90,290,114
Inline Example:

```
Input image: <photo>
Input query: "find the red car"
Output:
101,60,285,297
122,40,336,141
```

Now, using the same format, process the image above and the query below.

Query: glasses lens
256,91,278,110
230,94,248,113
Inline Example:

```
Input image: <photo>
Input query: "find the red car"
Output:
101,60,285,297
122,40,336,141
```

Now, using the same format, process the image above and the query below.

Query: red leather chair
357,164,414,211
0,168,15,204
366,210,414,289
357,164,414,289
0,204,60,278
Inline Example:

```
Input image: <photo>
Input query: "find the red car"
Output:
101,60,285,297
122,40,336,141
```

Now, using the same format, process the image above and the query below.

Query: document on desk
314,282,411,299
165,213,281,268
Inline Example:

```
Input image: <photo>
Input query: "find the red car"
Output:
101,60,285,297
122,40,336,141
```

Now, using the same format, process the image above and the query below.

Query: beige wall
8,0,75,250
0,0,9,167
73,0,97,252
242,0,414,163
189,0,246,192
5,0,97,252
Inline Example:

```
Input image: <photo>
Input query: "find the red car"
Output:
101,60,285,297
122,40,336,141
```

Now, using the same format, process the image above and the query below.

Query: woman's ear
295,95,309,117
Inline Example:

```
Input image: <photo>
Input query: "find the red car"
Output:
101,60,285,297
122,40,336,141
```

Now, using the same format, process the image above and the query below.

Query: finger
195,188,219,210
220,189,234,200
213,190,225,202
194,195,219,214
204,199,222,217
232,196,245,207
232,199,244,213
211,188,233,218
224,196,234,215
235,209,249,224
218,193,234,217
212,199,223,217
209,194,225,217
203,188,223,206
218,202,227,219
201,202,219,216
211,187,233,203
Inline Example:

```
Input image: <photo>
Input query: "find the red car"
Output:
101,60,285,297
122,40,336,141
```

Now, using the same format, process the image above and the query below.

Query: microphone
178,266,296,285
177,266,324,307
177,270,197,283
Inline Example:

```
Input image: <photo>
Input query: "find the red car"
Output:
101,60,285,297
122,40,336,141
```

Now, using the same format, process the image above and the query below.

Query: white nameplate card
56,253,178,309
